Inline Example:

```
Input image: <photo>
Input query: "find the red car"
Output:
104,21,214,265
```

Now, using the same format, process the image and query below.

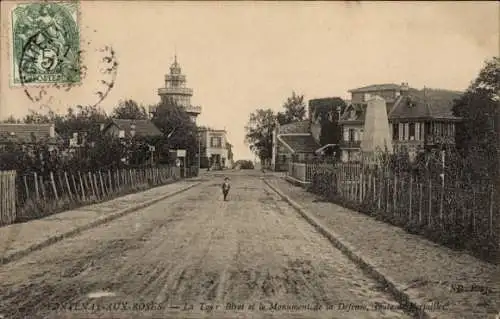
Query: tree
226,142,234,162
111,99,148,120
453,57,499,181
244,108,276,163
151,98,198,165
276,91,307,125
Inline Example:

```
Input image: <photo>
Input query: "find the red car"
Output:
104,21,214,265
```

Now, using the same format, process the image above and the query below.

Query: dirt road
0,173,411,319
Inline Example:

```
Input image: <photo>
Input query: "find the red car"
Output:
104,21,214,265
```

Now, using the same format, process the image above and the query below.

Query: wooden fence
0,166,182,226
0,170,16,226
288,162,497,235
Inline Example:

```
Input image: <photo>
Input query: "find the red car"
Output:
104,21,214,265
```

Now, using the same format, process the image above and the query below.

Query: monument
360,95,393,165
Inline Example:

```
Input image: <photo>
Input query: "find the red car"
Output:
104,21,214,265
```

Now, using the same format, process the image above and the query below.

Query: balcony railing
165,74,186,82
158,87,193,95
425,135,455,145
340,140,361,148
185,105,202,114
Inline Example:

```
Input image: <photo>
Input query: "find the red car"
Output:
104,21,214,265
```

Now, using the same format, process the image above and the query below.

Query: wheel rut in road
0,175,411,319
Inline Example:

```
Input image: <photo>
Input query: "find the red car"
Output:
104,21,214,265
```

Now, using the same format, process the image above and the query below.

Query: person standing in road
222,177,231,201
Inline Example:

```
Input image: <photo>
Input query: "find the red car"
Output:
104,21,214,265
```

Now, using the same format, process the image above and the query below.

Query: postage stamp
10,1,80,86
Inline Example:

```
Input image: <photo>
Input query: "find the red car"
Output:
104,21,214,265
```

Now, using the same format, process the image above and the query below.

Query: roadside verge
264,178,431,319
0,180,202,266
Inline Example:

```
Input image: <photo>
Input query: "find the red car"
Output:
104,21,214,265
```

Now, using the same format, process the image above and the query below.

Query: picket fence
0,170,16,225
0,166,182,226
288,162,497,236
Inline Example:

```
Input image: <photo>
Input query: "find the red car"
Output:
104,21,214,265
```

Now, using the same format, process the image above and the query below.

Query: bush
233,160,254,169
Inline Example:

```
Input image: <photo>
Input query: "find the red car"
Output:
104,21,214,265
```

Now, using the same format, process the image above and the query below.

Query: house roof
0,123,61,144
106,119,162,137
280,134,319,153
278,120,310,134
339,103,367,122
389,88,462,120
349,83,401,93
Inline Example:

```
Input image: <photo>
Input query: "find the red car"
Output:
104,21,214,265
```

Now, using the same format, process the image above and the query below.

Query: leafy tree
150,98,198,165
244,108,276,163
309,97,347,155
56,105,108,141
453,57,499,181
226,142,234,162
111,99,148,120
276,91,307,125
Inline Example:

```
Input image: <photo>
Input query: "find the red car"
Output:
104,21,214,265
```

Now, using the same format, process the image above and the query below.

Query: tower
153,55,202,122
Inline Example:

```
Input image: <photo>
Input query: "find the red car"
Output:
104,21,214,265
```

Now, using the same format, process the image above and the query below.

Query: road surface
0,172,411,319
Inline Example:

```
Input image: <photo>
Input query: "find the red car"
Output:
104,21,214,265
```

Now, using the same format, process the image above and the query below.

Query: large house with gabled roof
339,82,462,162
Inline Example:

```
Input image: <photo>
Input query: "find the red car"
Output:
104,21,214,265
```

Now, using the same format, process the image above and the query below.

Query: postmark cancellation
10,1,81,86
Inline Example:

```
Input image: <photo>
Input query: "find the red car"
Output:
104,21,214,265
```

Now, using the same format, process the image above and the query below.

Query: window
392,124,399,140
118,130,125,138
409,123,416,140
210,136,222,147
349,129,355,142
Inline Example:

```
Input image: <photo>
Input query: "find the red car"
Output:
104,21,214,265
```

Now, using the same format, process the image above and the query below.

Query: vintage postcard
0,1,498,319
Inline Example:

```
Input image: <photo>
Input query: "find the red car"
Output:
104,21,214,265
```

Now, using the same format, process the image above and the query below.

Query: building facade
152,55,202,123
339,83,462,162
271,120,319,171
199,128,229,169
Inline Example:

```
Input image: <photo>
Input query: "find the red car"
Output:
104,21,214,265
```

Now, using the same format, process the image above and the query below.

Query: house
388,86,462,159
0,123,62,152
271,97,346,171
198,127,229,169
339,82,462,162
271,120,319,171
101,119,163,138
339,83,403,162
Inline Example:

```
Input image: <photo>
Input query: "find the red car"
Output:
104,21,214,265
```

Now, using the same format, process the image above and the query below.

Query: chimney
400,82,409,96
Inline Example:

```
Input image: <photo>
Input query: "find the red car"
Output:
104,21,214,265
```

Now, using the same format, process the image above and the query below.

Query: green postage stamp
11,1,80,86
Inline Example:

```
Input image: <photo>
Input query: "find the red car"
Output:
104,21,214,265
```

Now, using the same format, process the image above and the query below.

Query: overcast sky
1,1,498,160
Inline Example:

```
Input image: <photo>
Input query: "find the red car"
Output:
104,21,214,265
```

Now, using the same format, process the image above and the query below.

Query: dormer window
407,97,416,108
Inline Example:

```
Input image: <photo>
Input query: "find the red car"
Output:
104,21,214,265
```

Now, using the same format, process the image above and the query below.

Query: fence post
50,172,58,201
419,183,423,224
87,172,95,199
39,175,46,200
489,186,494,236
472,188,476,233
70,173,78,200
78,172,85,200
393,174,397,216
34,172,40,201
64,172,73,201
359,173,363,203
428,178,432,227
99,171,106,197
23,174,29,201
129,169,133,189
439,178,444,228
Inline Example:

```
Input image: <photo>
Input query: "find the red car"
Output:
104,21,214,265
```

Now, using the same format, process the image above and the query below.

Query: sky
1,1,498,160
